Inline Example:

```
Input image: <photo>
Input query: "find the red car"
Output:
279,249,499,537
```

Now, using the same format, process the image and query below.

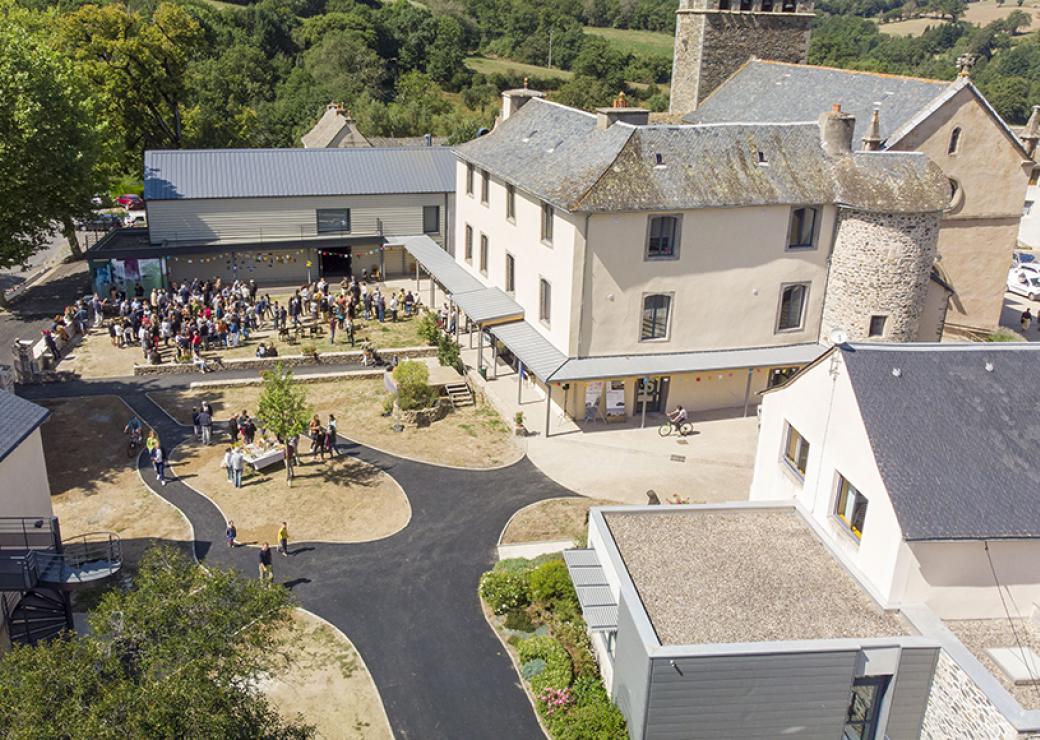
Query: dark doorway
320,248,352,277
636,376,669,413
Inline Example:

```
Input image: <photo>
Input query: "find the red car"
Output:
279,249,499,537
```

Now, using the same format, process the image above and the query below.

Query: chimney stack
820,103,855,157
1023,105,1040,159
861,109,883,151
501,78,546,122
596,91,650,129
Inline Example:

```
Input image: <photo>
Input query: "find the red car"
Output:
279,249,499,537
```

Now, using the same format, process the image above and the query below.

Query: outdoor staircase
5,588,72,645
445,382,475,408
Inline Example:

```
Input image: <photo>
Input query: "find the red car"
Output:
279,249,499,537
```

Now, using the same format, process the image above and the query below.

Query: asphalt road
0,261,90,367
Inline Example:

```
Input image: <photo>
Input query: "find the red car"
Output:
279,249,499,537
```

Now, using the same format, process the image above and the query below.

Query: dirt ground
61,310,427,380
262,609,391,740
169,440,409,544
38,396,192,573
500,497,615,545
151,378,521,469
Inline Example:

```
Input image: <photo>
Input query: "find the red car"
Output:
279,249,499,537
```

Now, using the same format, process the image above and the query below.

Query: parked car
115,194,143,209
123,211,147,228
1007,265,1040,301
1011,250,1037,268
78,212,123,231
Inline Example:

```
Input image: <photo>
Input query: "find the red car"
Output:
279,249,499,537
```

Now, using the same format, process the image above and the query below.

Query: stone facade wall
132,345,437,376
921,651,1023,740
670,10,812,113
821,208,941,343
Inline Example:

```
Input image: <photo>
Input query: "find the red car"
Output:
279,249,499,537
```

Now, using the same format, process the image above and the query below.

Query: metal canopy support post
641,376,649,429
492,339,499,379
429,272,435,308
545,383,552,438
415,261,420,291
518,362,524,404
743,368,754,417
378,247,385,282
477,327,484,372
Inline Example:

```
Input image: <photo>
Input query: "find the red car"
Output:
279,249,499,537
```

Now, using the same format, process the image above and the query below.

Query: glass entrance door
636,377,669,413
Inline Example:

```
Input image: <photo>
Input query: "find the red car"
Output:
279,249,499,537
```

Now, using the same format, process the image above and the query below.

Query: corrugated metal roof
453,288,523,324
550,343,825,382
0,391,50,465
490,321,568,383
144,147,456,201
564,549,618,632
396,235,485,296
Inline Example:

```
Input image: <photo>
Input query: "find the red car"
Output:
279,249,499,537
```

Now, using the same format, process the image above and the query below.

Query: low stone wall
921,651,1023,740
396,399,451,428
133,345,437,376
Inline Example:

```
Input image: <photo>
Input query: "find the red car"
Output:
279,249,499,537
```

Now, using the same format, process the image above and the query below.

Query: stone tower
669,0,815,114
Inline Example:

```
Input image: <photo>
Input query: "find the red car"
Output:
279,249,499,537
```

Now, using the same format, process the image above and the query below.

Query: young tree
0,547,310,738
255,364,313,483
0,15,105,293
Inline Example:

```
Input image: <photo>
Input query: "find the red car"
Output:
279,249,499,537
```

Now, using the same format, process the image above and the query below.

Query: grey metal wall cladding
613,597,652,740
645,651,858,740
884,647,939,739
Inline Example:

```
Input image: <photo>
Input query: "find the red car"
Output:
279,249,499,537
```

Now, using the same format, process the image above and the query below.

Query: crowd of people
93,275,425,371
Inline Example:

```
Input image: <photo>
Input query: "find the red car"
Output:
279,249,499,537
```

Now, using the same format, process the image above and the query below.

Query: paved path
0,261,89,366
22,379,571,739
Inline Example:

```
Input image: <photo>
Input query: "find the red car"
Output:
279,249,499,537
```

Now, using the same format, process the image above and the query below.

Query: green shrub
517,635,572,693
394,360,438,410
521,658,547,680
493,554,560,576
544,675,627,739
479,570,530,614
416,311,440,345
552,621,598,678
984,327,1025,342
382,394,395,416
504,608,535,632
437,333,462,370
529,559,575,603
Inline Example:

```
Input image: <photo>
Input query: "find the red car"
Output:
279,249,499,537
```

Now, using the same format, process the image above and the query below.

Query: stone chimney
596,91,650,129
820,103,855,157
861,109,883,151
501,78,546,121
1022,105,1040,159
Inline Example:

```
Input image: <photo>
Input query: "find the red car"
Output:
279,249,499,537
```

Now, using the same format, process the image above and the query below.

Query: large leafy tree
0,10,105,289
0,547,309,738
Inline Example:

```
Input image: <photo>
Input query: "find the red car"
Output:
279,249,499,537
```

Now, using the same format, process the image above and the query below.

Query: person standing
327,414,338,456
221,447,234,483
198,407,213,445
258,543,273,582
229,447,244,488
1022,308,1033,332
151,445,167,486
146,430,160,456
191,407,201,440
277,522,289,557
329,313,337,344
229,415,239,445
225,520,237,548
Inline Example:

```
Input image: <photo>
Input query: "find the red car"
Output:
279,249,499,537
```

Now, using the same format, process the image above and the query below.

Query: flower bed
479,555,627,739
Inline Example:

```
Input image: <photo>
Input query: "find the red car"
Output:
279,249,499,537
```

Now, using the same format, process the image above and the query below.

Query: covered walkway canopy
396,235,484,296
491,320,567,382
452,288,523,325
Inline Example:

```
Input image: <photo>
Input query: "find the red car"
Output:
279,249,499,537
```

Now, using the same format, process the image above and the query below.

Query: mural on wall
93,258,164,296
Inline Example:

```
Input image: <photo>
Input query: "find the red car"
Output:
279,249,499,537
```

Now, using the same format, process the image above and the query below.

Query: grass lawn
500,497,615,545
38,396,192,577
152,377,521,470
169,440,409,544
60,311,429,380
878,0,1040,35
583,26,674,57
263,609,391,740
465,55,574,80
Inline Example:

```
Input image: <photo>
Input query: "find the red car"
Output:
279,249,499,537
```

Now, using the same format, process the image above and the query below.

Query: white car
1007,266,1040,301
123,211,147,228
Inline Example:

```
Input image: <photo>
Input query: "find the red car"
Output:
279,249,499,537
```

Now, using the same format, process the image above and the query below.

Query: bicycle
126,430,143,458
658,420,693,437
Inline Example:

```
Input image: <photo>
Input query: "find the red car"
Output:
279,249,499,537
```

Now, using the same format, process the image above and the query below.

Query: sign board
606,381,626,417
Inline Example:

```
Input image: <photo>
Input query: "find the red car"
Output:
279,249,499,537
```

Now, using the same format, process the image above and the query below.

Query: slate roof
841,343,1040,541
454,98,949,213
144,147,456,200
685,60,951,144
0,391,50,465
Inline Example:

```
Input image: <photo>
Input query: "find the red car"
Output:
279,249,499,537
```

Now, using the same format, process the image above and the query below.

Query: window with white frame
834,474,868,539
782,423,810,477
466,164,474,195
541,202,554,244
776,283,808,332
539,278,551,326
480,170,489,205
868,315,887,338
316,209,350,234
646,215,680,259
505,253,515,293
640,294,671,340
787,207,818,249
464,224,473,263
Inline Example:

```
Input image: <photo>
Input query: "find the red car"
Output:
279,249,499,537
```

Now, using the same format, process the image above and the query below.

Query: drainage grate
669,454,686,463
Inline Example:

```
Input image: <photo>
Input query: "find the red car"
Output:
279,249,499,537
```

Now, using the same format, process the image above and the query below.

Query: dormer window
757,150,768,165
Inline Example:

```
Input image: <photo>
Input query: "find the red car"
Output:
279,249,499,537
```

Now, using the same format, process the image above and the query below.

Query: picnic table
242,445,284,471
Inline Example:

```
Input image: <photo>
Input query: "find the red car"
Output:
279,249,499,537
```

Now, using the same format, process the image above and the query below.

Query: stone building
301,102,447,149
672,14,1037,333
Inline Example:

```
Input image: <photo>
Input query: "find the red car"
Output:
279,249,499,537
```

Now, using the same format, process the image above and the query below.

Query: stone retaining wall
133,345,437,376
396,399,451,428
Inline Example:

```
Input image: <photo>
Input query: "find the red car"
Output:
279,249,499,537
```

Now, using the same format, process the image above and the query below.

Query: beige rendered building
398,92,948,431
679,20,1036,333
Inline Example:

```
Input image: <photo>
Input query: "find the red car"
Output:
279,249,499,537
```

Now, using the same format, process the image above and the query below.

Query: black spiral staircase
0,517,122,646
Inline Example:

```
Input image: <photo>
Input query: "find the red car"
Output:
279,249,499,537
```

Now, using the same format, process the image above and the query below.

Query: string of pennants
166,245,394,267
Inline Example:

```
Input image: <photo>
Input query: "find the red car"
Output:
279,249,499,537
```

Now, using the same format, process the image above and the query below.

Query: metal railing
38,532,122,575
0,550,40,591
0,517,60,552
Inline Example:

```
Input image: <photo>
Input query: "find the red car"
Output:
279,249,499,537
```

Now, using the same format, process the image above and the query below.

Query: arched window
948,127,961,155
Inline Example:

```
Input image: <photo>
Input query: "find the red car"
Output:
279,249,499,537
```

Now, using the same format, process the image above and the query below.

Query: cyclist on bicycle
666,405,688,433
124,416,143,445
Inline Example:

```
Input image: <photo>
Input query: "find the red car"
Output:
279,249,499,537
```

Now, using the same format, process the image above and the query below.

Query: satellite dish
830,328,849,345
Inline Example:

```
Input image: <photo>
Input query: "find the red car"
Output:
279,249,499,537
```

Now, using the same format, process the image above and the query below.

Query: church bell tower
669,0,815,114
